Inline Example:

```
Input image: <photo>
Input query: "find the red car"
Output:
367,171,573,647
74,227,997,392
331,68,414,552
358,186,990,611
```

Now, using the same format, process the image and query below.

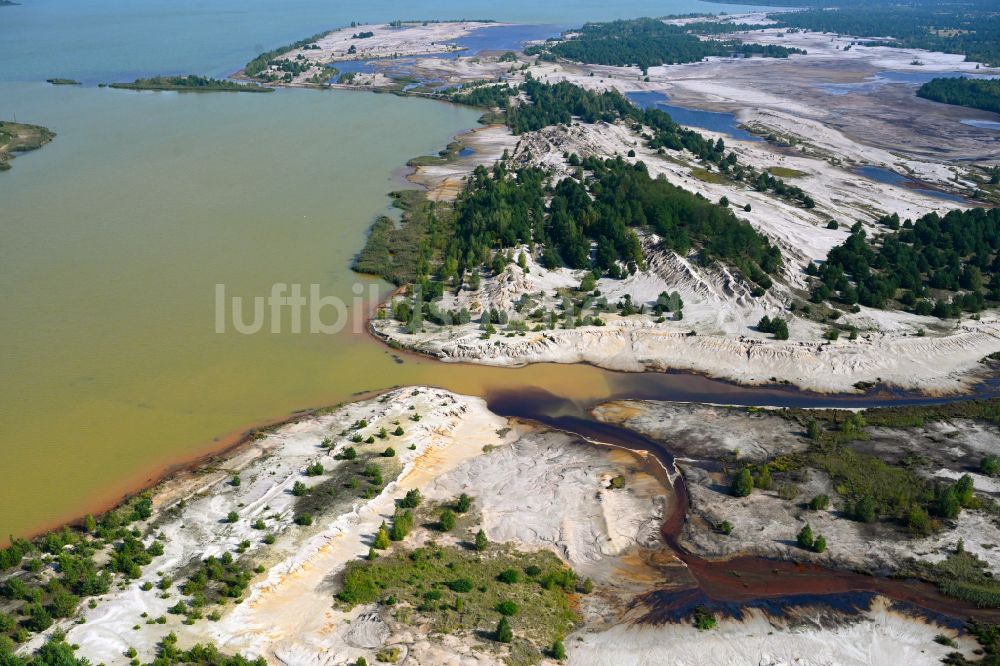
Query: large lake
1,0,765,540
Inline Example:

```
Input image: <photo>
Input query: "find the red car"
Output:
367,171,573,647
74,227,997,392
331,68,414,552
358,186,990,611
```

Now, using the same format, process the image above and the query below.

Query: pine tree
731,468,754,497
475,529,489,551
797,524,814,550
496,616,513,643
757,465,773,491
374,523,390,549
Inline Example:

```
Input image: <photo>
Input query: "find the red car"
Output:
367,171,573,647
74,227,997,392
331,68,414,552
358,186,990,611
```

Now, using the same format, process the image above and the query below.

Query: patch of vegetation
109,75,274,93
0,493,163,643
179,551,255,608
293,451,400,521
812,208,1000,316
691,607,717,630
525,18,805,73
244,31,329,77
757,315,789,340
352,189,446,286
45,78,80,85
448,155,780,289
918,77,1000,114
767,166,806,179
907,542,1000,608
773,408,979,533
406,140,466,167
691,167,725,184
336,544,580,651
0,121,55,172
943,620,1000,664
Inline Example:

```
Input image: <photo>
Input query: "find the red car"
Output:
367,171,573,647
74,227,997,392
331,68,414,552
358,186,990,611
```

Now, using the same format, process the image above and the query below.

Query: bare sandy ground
569,598,975,666
60,389,668,665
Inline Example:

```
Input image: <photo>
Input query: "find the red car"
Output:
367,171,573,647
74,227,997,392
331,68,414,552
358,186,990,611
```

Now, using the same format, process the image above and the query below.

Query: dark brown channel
486,385,1000,627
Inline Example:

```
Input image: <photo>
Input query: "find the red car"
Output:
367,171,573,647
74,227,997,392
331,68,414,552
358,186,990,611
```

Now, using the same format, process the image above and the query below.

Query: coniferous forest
441,157,781,290
759,0,1000,66
811,208,1000,317
524,18,805,72
917,77,1000,115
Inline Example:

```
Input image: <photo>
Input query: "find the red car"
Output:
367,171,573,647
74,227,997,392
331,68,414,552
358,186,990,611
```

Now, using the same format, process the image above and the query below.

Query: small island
0,121,55,172
108,74,274,93
46,78,81,86
0,1,20,6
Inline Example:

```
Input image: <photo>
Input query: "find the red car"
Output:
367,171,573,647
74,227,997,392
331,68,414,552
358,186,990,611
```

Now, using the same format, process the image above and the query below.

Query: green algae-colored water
0,0,765,541
0,83,635,541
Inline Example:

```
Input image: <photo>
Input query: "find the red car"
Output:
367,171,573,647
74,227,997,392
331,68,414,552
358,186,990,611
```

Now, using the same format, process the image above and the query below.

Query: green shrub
731,468,754,497
497,568,520,584
797,524,814,550
692,607,716,631
474,529,489,551
447,578,473,593
809,494,830,510
496,600,519,616
398,489,421,508
455,493,473,513
438,509,456,532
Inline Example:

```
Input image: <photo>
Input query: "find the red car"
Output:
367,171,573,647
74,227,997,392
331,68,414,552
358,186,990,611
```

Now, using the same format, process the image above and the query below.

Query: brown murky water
1,82,797,542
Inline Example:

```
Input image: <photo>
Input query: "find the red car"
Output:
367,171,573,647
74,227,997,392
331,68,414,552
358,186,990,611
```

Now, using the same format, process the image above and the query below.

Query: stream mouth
486,383,1000,625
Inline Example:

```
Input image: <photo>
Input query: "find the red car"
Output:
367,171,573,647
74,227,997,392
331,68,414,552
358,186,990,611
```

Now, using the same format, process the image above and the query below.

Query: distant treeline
109,75,273,92
757,0,1000,66
917,77,1000,114
524,18,805,72
811,208,1000,317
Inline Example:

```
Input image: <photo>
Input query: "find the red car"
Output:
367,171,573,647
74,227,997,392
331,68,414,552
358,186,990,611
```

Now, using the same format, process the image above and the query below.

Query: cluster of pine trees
438,155,780,292
917,77,1000,114
811,208,1000,316
524,18,804,72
